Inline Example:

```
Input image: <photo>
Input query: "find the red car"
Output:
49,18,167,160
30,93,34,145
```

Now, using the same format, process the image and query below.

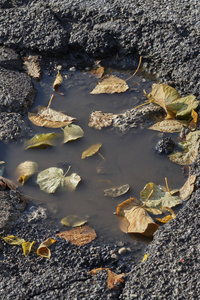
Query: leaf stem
98,152,105,160
47,94,55,109
125,56,142,82
165,177,172,196
133,100,152,110
64,166,71,177
142,189,153,208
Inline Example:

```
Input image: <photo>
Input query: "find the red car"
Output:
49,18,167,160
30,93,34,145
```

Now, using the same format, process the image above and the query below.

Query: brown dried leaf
179,174,196,200
116,197,159,237
24,56,41,80
28,106,76,128
88,111,118,130
149,119,188,133
107,269,125,290
90,267,106,276
81,143,102,159
56,225,96,246
53,71,63,91
90,75,129,94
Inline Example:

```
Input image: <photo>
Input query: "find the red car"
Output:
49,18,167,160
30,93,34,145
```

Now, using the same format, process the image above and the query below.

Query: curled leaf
88,111,118,130
37,238,56,258
53,71,63,91
16,161,38,185
63,124,84,143
24,133,62,149
22,241,35,257
116,197,159,237
28,106,76,128
1,235,26,245
81,143,102,159
104,184,130,197
90,75,129,94
61,215,87,227
56,225,96,246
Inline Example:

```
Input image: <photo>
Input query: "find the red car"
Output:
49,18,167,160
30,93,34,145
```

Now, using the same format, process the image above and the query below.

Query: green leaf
61,215,87,227
37,167,81,194
24,133,62,149
63,124,84,143
166,95,199,119
140,182,182,208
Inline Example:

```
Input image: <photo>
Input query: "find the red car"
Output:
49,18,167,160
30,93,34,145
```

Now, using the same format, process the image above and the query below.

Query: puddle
2,69,185,245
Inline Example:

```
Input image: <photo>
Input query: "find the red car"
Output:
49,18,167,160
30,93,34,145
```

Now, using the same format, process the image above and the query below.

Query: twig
125,56,142,82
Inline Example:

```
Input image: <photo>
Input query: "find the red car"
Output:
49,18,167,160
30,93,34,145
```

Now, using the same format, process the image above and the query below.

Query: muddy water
4,70,185,244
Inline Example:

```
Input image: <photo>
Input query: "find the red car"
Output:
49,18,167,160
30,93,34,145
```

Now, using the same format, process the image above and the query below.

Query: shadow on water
2,69,186,246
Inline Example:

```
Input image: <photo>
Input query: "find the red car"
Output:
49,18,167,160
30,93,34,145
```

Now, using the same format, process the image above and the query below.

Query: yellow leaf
189,109,198,131
1,235,26,245
90,75,129,94
22,241,35,257
141,253,149,262
81,143,102,159
156,215,174,223
16,161,38,185
61,215,87,227
53,71,63,91
37,238,56,258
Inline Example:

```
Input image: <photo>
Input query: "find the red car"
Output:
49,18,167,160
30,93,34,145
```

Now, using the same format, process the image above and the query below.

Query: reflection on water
2,70,185,245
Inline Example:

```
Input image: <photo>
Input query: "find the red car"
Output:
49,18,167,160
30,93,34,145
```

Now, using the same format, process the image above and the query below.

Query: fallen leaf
107,269,125,290
53,71,63,91
16,161,39,185
56,225,96,246
28,106,76,128
90,267,106,276
90,62,104,78
22,241,35,257
189,109,198,131
61,215,87,227
37,238,56,258
1,235,26,245
90,75,129,94
169,131,200,165
144,208,163,215
116,197,159,237
37,167,81,194
23,56,41,80
81,143,102,159
63,124,84,143
179,174,196,200
140,182,182,208
104,184,130,197
88,111,118,130
149,119,188,133
141,253,149,262
166,95,199,119
156,207,176,223
24,133,62,149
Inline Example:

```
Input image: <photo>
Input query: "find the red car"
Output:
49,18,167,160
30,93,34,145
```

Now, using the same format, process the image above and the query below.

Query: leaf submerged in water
81,143,102,159
90,75,129,94
24,133,62,149
104,184,130,197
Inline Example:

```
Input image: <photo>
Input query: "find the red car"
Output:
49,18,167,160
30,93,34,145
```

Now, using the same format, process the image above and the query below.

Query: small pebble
111,254,119,261
118,247,127,255
57,65,62,71
69,66,76,72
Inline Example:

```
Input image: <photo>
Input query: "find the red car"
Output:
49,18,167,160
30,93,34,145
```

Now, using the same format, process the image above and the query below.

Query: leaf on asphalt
28,106,76,128
90,267,106,276
56,225,96,246
189,109,198,131
24,133,62,149
16,161,39,185
107,269,125,290
104,184,130,197
1,235,26,245
23,56,41,80
116,197,159,237
37,167,81,194
63,124,84,143
81,143,102,159
90,75,129,94
37,238,56,258
169,131,200,165
22,241,35,257
149,119,188,133
140,182,182,208
156,207,176,223
61,215,87,227
141,253,149,262
53,71,63,91
88,111,118,130
90,62,104,78
179,174,196,200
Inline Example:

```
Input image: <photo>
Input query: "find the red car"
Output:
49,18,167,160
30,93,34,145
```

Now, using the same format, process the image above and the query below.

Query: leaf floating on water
140,182,182,208
1,235,26,245
88,111,118,130
189,109,198,131
116,197,159,237
166,95,199,119
63,124,84,143
81,143,102,159
22,241,35,257
144,207,163,215
53,71,63,91
23,55,41,80
104,184,130,197
149,119,188,133
24,133,62,149
57,225,97,246
156,207,176,223
169,131,200,165
16,161,38,185
37,167,81,194
90,75,129,94
28,106,76,128
37,238,56,258
90,61,104,78
61,215,87,227
179,174,196,200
